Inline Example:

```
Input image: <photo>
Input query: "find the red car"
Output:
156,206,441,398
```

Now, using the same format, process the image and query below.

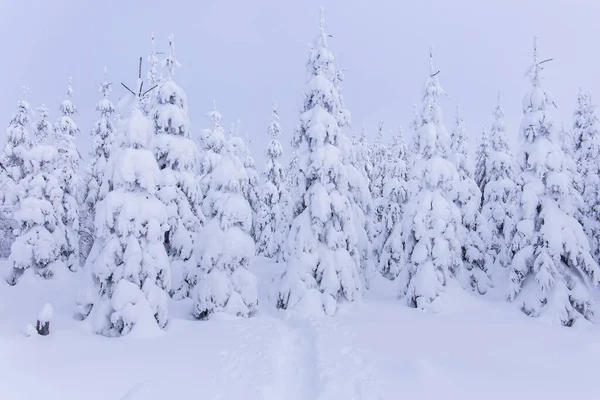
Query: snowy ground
1,258,600,400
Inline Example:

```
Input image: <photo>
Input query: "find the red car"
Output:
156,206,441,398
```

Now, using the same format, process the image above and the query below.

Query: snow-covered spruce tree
81,68,116,265
152,35,202,300
242,133,261,241
558,124,583,206
284,149,303,221
397,52,463,310
277,10,363,315
8,105,65,285
509,39,599,325
281,147,304,260
0,88,33,258
86,100,171,336
481,96,517,272
378,127,409,280
370,122,389,262
355,124,372,184
1,88,32,205
573,91,600,264
256,103,288,260
142,32,163,116
192,105,258,319
368,123,386,199
53,78,81,271
341,129,375,289
449,109,492,294
198,103,225,201
474,126,490,205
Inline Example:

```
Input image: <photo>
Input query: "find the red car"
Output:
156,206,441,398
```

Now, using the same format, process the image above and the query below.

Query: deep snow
1,257,600,399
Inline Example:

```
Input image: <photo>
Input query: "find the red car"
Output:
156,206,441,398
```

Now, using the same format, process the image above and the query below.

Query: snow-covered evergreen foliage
256,103,287,260
1,88,32,206
151,35,202,300
449,110,492,294
192,105,258,319
481,97,517,272
143,32,163,116
355,125,372,184
0,89,33,258
84,101,171,337
0,211,13,259
370,123,389,262
54,78,81,271
277,10,363,315
8,104,65,285
241,133,261,241
509,39,599,326
377,127,409,280
368,123,386,198
81,68,116,265
397,52,463,310
558,124,583,206
474,126,490,205
573,90,600,264
342,129,374,289
281,148,304,259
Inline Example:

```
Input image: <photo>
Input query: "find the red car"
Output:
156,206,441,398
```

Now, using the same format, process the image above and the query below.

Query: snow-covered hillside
1,257,599,400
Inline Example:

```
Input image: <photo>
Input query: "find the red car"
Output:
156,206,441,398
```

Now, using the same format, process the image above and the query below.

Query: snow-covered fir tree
53,78,81,271
1,88,32,206
192,105,258,319
8,104,65,285
355,124,372,184
241,132,261,242
83,97,171,336
281,148,304,257
449,109,492,294
0,88,33,258
397,51,463,309
277,10,363,315
558,124,583,205
481,96,517,272
370,122,390,262
152,35,202,300
509,38,599,325
377,127,409,280
33,105,53,145
256,103,287,260
332,63,351,130
342,129,374,289
368,123,386,198
474,126,490,205
573,90,600,264
81,68,116,265
143,32,163,116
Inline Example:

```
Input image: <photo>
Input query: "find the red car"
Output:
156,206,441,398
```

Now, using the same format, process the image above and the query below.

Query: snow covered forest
2,4,600,399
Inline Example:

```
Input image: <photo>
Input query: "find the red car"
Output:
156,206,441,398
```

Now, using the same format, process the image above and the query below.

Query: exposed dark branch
138,81,144,97
538,58,553,65
430,70,440,77
142,85,158,97
121,83,136,96
138,57,142,79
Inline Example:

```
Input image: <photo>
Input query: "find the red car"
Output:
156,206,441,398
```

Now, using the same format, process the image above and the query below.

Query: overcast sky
1,0,599,161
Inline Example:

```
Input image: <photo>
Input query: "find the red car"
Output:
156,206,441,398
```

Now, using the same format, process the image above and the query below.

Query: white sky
1,0,599,161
